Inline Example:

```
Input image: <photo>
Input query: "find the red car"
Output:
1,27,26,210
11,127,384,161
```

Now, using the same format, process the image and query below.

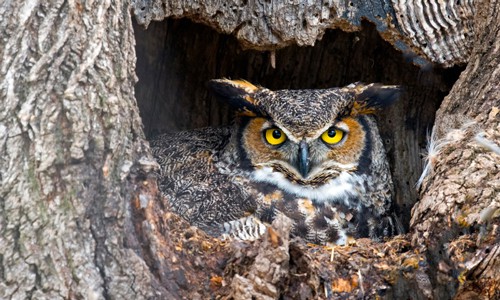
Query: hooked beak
298,140,310,178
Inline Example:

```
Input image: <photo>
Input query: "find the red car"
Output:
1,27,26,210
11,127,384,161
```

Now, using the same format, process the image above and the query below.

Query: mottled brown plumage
151,79,403,244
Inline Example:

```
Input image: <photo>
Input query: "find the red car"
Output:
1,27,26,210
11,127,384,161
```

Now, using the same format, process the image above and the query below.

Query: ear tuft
346,83,402,115
207,79,262,116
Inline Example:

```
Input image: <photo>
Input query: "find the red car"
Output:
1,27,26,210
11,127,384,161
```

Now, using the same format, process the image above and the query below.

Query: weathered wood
131,0,398,48
131,0,474,67
0,1,164,298
410,0,500,297
392,0,475,67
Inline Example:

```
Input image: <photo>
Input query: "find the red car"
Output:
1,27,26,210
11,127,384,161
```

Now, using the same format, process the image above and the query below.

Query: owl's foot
220,216,268,241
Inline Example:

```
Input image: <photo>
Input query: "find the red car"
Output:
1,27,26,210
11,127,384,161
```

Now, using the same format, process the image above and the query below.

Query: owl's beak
298,140,310,178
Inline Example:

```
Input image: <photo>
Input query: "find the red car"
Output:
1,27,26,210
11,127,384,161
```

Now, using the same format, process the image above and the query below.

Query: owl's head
208,79,400,201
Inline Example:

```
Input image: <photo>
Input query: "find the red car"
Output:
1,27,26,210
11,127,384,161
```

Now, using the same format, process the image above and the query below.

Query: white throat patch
251,167,364,206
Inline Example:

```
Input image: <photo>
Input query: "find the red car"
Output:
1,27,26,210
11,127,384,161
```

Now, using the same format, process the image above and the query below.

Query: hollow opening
134,17,463,231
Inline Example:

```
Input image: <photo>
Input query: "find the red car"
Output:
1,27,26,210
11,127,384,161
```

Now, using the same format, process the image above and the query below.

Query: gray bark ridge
0,1,164,298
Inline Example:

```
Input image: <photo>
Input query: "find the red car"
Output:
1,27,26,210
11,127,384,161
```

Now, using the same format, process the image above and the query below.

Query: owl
151,79,403,245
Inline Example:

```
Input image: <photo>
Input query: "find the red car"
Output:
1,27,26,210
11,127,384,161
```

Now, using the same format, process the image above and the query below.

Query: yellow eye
264,128,287,146
321,128,345,145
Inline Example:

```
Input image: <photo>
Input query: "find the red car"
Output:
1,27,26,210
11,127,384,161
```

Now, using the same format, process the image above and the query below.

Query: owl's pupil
272,130,281,139
328,129,336,137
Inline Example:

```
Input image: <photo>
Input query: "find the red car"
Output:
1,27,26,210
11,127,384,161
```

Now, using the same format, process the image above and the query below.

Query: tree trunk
410,1,500,297
0,1,167,298
1,0,498,299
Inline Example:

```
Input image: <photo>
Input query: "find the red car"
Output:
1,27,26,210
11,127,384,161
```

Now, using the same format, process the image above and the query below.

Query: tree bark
0,0,498,299
410,0,500,297
0,1,167,298
131,0,474,66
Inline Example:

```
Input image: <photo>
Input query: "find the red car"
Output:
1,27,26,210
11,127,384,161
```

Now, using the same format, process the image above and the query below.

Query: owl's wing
150,127,258,236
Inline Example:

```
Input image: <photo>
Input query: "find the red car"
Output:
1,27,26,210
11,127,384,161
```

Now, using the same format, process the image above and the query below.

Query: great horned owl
151,79,402,245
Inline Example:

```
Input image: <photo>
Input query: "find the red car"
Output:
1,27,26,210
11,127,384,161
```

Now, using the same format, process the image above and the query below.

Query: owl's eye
264,128,287,146
321,127,345,145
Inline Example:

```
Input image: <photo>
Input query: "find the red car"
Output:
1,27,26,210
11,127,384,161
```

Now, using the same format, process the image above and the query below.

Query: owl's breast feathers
251,165,364,207
247,163,389,244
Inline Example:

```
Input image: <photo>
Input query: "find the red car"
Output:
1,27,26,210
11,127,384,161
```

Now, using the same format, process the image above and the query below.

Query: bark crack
89,222,111,300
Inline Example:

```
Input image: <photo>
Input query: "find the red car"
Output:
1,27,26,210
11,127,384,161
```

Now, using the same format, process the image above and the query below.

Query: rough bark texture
0,0,498,299
392,0,475,66
131,0,474,66
0,1,166,298
132,0,400,48
410,0,500,298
